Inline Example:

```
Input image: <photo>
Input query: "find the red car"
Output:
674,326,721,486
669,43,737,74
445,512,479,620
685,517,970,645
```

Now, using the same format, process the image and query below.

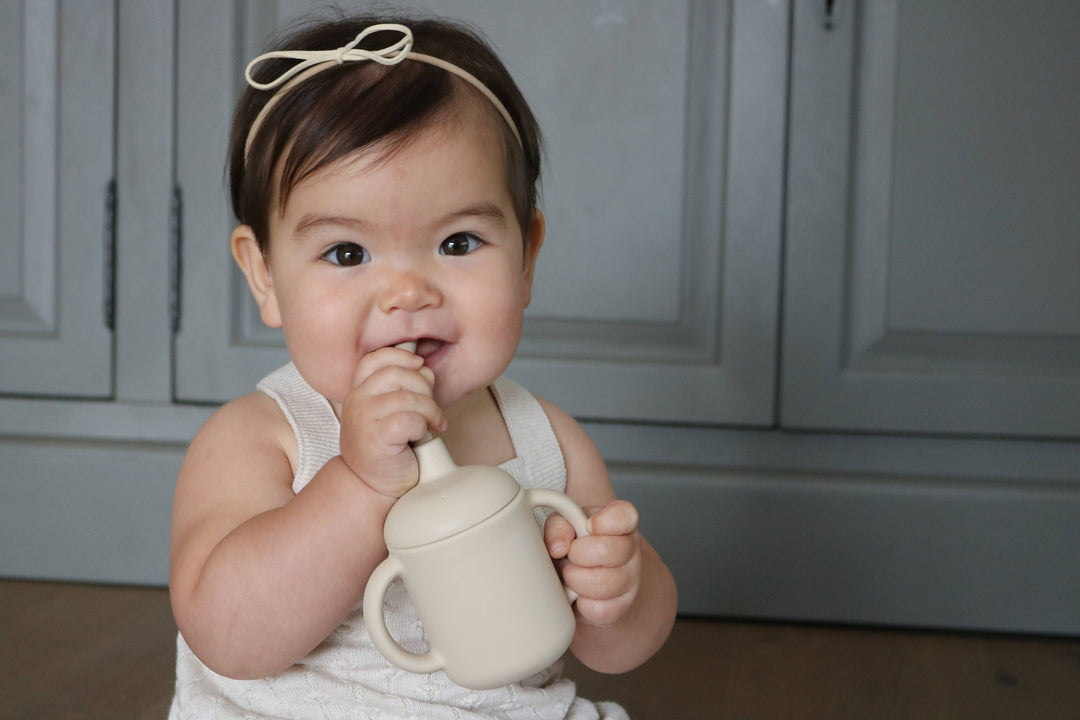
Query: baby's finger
353,346,425,388
544,513,578,559
566,533,637,569
360,389,446,435
586,500,639,536
357,364,436,401
560,563,637,602
574,593,637,628
377,405,445,446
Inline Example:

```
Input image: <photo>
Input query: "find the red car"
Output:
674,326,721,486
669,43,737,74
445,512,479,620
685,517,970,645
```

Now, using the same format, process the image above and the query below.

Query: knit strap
490,376,566,493
256,363,341,494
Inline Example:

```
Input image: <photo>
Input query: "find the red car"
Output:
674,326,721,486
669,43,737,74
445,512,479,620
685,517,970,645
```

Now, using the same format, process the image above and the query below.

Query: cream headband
243,23,522,161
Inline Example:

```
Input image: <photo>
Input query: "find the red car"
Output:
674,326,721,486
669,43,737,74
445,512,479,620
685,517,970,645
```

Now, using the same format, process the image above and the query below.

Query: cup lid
383,439,521,549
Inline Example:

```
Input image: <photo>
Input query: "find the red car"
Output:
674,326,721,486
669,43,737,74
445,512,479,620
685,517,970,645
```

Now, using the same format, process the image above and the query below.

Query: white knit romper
170,363,628,720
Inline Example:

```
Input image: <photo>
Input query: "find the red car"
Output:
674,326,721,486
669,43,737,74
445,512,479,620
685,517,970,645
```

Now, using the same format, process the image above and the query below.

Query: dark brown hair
228,12,543,253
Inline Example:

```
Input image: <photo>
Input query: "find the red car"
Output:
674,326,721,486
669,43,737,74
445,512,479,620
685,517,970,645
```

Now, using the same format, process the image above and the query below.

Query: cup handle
363,555,444,674
526,488,590,603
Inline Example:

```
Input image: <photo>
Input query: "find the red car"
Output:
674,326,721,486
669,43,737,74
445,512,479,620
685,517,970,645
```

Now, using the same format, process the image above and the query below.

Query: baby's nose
378,269,442,313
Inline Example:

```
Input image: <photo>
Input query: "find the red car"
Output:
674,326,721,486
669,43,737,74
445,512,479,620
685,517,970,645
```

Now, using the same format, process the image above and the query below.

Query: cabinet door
174,0,787,425
783,0,1080,437
0,0,114,397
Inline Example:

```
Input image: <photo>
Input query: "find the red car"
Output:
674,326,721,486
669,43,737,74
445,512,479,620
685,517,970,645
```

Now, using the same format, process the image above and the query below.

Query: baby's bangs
274,62,455,214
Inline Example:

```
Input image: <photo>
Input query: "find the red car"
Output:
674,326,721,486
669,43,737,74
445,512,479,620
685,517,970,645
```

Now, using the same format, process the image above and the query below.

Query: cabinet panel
0,439,178,585
616,463,1080,634
174,0,787,425
0,0,114,397
783,0,1080,437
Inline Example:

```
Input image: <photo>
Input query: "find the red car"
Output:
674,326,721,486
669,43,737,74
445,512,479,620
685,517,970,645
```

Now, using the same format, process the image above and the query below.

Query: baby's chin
433,381,492,419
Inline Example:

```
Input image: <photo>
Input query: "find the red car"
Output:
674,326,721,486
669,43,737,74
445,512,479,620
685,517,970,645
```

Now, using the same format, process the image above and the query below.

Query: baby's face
259,112,538,412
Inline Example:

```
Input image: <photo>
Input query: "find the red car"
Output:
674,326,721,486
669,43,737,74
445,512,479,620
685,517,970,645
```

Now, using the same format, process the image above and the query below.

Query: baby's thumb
543,513,577,559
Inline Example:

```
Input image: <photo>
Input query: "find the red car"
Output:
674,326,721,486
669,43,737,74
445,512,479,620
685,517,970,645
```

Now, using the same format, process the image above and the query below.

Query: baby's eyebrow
441,202,509,228
291,214,372,237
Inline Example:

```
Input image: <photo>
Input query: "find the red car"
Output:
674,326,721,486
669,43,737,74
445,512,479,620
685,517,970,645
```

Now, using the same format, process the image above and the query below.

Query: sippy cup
363,352,589,690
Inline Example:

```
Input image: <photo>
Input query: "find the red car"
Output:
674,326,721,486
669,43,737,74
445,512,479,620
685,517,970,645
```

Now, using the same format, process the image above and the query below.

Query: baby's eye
439,233,484,257
322,242,370,267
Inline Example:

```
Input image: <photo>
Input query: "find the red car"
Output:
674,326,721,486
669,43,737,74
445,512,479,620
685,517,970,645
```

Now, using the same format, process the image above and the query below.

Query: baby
168,12,677,719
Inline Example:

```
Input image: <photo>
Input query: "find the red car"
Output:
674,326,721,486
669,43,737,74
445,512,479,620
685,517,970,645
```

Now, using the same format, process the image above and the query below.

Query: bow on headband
245,23,413,90
243,23,522,158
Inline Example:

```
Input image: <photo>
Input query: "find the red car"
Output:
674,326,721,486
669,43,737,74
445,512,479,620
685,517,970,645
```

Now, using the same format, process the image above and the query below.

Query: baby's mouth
414,338,447,361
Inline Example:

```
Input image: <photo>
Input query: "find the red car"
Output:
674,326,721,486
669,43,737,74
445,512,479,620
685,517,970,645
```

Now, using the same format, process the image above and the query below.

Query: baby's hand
338,346,446,498
545,500,642,628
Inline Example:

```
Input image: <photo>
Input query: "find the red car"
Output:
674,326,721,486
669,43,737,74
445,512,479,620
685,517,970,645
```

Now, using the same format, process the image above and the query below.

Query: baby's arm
170,349,441,680
539,399,678,674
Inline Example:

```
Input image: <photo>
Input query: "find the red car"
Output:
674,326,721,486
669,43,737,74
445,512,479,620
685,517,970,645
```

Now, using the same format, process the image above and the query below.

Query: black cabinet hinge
103,178,117,331
824,0,840,31
169,184,183,335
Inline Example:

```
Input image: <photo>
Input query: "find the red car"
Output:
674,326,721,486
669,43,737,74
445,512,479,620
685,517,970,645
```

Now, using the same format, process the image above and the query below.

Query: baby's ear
522,210,546,306
231,226,282,328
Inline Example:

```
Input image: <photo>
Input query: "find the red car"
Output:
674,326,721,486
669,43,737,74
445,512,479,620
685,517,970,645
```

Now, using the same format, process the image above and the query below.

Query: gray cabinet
3,0,1080,636
0,0,114,398
176,0,1080,436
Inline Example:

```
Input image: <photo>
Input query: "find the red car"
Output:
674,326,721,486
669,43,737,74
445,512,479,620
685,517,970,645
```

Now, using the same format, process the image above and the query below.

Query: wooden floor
2,580,1080,719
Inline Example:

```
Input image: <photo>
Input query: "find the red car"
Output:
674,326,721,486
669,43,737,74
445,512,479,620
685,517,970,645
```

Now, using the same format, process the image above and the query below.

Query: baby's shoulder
531,394,578,440
532,394,615,507
208,390,290,432
531,394,595,465
189,391,298,476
